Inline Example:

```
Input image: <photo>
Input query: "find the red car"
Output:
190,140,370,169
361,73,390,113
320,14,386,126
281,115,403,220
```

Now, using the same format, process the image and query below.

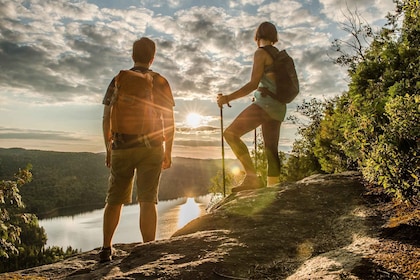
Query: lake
39,195,214,252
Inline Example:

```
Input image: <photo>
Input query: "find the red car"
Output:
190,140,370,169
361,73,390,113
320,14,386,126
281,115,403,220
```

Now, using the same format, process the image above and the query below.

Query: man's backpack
261,45,299,103
110,69,158,137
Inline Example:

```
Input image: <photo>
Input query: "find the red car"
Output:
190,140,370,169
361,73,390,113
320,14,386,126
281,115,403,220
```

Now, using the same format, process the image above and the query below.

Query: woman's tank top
254,73,287,122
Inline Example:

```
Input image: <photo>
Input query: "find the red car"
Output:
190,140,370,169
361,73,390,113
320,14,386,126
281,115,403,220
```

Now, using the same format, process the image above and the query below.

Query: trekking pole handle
217,93,231,108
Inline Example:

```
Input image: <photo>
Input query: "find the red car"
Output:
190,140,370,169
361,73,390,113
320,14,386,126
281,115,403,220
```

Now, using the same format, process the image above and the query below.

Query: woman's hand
217,94,231,108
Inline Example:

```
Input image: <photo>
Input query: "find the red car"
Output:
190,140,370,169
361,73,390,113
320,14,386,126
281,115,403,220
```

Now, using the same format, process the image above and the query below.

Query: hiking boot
232,176,264,193
99,247,113,263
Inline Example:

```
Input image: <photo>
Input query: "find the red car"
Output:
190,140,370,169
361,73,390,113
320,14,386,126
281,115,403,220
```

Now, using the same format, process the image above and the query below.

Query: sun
185,112,202,128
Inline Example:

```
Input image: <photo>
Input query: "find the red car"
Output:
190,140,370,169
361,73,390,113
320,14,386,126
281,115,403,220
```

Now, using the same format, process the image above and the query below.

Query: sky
0,0,396,159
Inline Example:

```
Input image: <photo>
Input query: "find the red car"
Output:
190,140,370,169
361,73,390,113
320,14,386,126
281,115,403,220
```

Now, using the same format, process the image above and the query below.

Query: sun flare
185,112,203,128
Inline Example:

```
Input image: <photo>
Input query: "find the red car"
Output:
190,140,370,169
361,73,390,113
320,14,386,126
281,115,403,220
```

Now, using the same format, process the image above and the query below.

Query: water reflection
177,197,201,228
39,195,211,251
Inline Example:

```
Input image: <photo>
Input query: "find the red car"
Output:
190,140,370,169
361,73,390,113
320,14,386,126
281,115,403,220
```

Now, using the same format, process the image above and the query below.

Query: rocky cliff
2,172,419,279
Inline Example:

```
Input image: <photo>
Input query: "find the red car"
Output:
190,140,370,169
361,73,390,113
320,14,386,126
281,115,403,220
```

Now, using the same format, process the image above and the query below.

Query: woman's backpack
261,45,299,103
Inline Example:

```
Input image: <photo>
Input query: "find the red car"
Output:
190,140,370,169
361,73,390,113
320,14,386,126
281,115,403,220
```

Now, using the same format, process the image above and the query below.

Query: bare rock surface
2,172,419,279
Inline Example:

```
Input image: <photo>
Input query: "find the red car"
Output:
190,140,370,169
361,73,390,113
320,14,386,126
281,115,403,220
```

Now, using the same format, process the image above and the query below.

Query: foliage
208,169,236,196
313,94,358,173
362,94,419,203
0,149,222,217
311,0,419,204
281,99,325,181
1,245,78,273
339,0,419,204
0,166,33,258
276,0,419,204
0,167,79,272
0,149,109,216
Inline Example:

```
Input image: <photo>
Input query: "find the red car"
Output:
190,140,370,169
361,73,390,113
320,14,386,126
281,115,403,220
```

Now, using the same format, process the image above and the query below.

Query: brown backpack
110,69,158,137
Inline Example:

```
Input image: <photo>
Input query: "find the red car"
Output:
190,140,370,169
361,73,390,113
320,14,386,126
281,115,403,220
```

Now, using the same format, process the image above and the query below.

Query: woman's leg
224,104,270,189
262,119,281,185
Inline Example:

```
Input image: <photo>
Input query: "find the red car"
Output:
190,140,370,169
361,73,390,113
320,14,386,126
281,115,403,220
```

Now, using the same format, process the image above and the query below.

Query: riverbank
3,172,419,279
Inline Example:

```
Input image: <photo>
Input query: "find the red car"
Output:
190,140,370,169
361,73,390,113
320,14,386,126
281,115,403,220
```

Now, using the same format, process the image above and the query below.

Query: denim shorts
106,145,163,205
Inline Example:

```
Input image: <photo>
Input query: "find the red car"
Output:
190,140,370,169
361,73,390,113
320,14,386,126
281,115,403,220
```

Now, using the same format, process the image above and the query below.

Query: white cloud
0,0,398,154
319,0,395,25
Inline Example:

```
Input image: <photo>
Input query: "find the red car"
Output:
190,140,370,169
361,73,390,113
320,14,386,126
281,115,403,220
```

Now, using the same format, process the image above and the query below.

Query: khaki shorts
106,145,163,205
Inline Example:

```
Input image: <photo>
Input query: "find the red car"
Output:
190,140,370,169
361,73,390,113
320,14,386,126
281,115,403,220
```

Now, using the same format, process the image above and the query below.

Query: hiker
217,22,287,192
100,37,175,262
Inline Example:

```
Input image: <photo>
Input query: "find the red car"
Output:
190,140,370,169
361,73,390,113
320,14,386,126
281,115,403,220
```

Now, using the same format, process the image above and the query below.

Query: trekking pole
252,97,258,170
218,94,227,197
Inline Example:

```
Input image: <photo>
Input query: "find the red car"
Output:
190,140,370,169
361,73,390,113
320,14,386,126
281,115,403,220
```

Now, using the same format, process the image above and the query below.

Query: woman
217,22,286,192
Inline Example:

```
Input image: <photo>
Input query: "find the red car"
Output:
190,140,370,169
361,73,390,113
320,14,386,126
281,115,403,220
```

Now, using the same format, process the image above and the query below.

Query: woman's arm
218,48,267,105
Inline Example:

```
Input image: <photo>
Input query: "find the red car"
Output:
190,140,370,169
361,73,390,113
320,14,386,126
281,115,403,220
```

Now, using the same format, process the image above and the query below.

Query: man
100,37,175,262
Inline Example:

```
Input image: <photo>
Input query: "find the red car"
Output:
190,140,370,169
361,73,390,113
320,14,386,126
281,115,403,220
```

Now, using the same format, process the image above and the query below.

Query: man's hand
162,154,172,170
105,146,112,168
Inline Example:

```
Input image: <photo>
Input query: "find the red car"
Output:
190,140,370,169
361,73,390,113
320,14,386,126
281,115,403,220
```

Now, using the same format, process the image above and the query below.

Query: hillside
3,172,419,279
0,148,235,217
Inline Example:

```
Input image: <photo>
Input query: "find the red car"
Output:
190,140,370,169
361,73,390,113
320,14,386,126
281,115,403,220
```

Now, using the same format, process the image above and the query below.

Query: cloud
0,0,358,104
0,0,397,154
0,0,154,103
0,127,85,141
319,0,395,24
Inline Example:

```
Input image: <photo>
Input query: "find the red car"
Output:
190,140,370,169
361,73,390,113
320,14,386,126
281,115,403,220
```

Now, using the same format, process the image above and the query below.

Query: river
39,195,214,252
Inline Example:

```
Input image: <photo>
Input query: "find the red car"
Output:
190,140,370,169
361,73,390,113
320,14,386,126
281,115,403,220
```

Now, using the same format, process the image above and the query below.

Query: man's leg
139,202,157,242
102,203,123,248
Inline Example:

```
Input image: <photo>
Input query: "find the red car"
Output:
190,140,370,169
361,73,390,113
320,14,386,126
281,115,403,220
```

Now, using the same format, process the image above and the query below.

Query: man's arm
103,105,112,167
161,108,174,169
153,74,175,169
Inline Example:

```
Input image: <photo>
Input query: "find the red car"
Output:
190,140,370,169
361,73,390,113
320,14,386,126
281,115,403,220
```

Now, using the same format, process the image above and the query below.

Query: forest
0,149,232,272
0,148,229,217
1,0,418,274
281,0,419,206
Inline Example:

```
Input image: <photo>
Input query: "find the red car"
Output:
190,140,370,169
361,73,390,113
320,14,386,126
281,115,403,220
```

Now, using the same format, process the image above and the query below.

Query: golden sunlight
185,112,203,128
230,165,241,176
177,198,201,228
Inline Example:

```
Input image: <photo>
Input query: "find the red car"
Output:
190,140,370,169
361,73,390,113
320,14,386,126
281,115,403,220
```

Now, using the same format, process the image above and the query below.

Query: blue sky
0,0,395,158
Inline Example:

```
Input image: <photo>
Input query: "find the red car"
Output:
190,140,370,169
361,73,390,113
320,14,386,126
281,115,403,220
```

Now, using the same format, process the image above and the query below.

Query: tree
313,95,356,173
330,4,375,73
0,167,79,272
0,166,33,259
328,0,419,204
282,99,325,181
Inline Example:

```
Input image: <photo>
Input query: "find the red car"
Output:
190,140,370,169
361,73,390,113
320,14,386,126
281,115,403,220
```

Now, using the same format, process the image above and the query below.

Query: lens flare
185,112,202,128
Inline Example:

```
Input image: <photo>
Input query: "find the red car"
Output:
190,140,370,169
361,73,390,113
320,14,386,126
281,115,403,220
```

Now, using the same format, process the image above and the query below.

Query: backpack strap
261,45,279,59
261,45,288,61
259,46,282,101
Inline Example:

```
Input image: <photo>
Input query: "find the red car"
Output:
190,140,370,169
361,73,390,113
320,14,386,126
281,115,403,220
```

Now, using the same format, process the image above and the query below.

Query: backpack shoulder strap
261,45,279,59
261,45,290,61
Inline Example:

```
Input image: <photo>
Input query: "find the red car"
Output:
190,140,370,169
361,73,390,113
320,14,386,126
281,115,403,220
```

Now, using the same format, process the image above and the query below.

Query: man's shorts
106,145,163,205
